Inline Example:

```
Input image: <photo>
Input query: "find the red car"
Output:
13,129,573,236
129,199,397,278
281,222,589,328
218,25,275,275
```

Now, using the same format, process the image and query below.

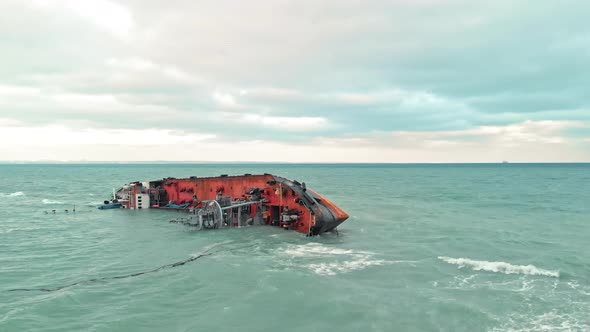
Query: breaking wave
42,199,65,205
0,192,25,197
439,256,559,278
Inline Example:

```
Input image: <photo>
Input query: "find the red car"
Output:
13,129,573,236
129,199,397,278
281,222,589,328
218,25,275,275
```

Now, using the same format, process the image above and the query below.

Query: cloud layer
0,0,589,162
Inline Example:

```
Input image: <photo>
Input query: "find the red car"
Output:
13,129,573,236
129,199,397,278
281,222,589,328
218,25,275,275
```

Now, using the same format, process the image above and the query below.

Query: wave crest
42,199,65,205
0,192,25,197
438,256,559,278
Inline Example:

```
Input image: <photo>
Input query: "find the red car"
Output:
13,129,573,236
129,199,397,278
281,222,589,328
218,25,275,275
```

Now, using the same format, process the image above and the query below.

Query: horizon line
1,161,589,165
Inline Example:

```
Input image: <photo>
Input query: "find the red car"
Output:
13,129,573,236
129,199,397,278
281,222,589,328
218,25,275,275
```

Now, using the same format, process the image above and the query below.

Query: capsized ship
101,174,349,236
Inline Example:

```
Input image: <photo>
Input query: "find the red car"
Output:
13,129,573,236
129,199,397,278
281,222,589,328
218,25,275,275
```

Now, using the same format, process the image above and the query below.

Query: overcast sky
1,0,589,162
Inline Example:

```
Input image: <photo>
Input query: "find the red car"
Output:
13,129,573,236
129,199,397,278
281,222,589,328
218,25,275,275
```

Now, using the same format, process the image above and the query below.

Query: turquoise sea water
1,163,589,332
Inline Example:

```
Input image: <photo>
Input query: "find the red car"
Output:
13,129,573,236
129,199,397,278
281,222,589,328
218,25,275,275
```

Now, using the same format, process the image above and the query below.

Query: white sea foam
0,191,25,197
281,243,390,276
568,280,590,296
491,310,589,332
308,258,388,276
283,243,364,257
42,199,65,205
439,256,559,278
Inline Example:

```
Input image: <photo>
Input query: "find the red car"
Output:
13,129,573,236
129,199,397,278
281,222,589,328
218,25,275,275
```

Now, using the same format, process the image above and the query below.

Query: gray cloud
0,0,589,161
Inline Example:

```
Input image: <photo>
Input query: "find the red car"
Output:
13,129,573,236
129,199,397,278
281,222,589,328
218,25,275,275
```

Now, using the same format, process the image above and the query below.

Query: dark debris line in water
7,243,256,293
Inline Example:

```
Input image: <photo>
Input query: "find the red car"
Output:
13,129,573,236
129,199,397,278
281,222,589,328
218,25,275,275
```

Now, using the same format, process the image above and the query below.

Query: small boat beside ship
100,173,349,236
97,202,122,210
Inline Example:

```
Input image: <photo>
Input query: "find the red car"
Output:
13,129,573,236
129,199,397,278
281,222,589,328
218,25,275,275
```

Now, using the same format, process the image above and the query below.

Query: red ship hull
106,174,349,236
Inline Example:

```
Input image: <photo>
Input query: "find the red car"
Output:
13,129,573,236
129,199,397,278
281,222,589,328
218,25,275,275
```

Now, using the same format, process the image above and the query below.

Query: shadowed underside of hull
104,174,349,236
